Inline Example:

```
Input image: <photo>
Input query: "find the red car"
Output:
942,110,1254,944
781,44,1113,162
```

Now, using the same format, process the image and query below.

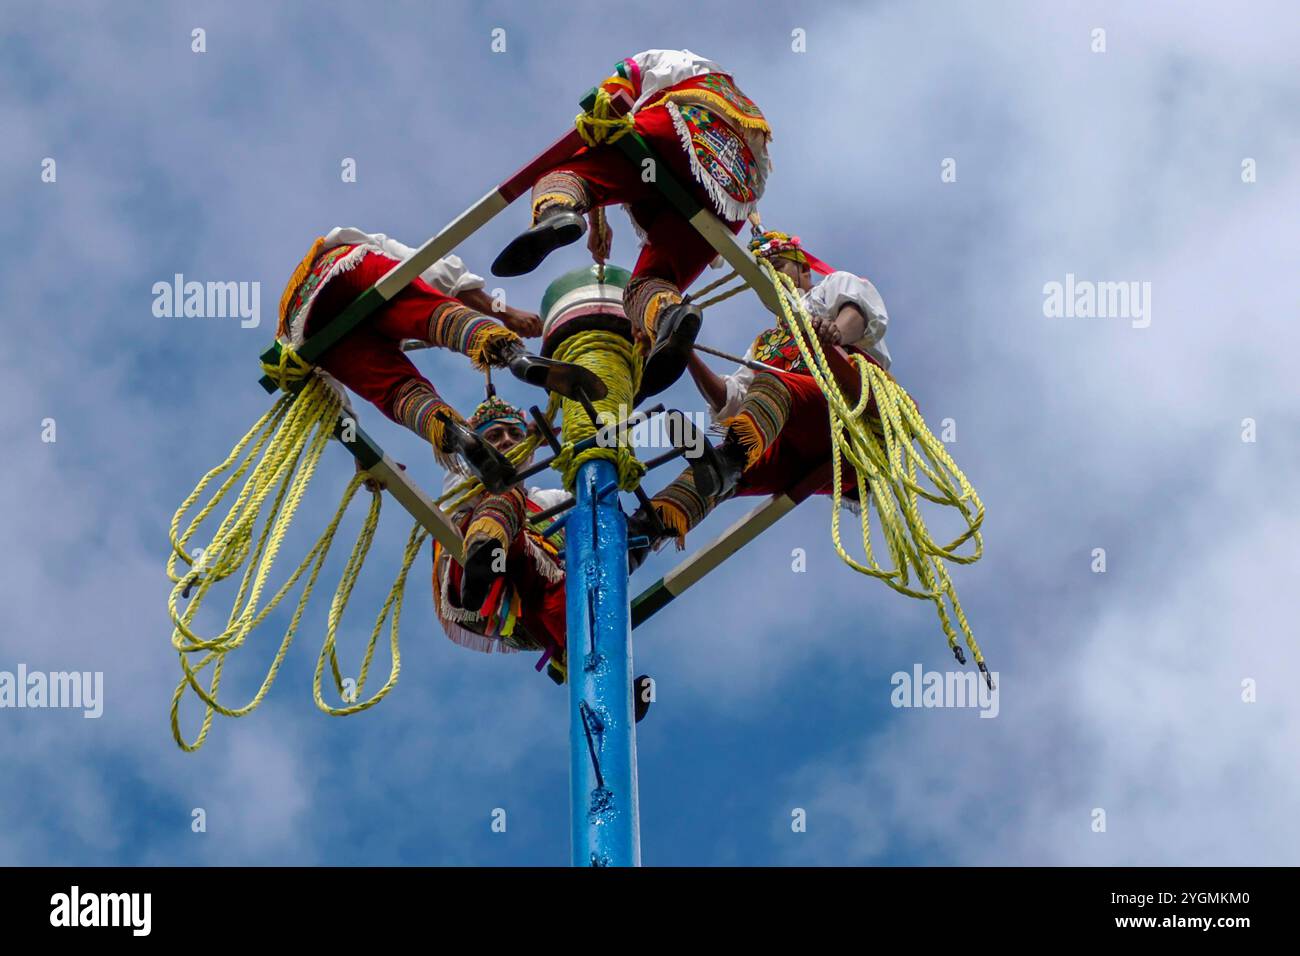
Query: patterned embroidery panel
284,243,356,333
695,73,767,127
675,103,759,205
750,326,809,374
526,500,566,553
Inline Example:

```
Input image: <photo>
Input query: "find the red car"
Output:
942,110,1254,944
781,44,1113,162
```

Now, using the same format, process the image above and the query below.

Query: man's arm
832,302,866,346
686,352,728,412
809,271,889,365
457,288,542,338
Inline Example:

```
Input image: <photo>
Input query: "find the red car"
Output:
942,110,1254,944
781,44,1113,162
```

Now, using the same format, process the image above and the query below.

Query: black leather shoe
688,436,747,501
436,413,517,492
492,208,587,277
714,439,748,500
634,302,702,403
626,505,670,572
499,341,608,401
458,535,504,613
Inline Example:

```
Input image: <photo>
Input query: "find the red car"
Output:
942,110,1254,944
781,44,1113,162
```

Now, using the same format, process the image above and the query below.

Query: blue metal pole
566,458,640,866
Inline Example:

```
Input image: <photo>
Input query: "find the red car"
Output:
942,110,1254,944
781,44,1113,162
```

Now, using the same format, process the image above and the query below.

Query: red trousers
736,364,884,502
304,251,452,422
544,104,744,293
737,371,841,497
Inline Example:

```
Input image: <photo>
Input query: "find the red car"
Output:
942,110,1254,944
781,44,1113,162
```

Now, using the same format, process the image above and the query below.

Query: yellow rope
689,269,740,301
695,279,750,311
575,89,636,147
551,330,645,492
755,258,988,668
167,372,425,750
260,343,315,392
436,329,646,507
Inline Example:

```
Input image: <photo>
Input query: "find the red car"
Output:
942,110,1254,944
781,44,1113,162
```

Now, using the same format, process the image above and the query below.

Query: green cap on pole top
539,264,633,358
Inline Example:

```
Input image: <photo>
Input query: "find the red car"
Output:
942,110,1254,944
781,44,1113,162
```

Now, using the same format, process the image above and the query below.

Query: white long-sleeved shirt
322,226,484,297
711,271,891,422
624,49,727,111
282,226,485,351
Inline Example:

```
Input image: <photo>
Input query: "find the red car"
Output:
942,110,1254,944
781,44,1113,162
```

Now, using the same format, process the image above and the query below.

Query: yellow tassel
466,324,520,371
277,236,326,339
652,501,692,550
425,411,462,472
642,290,677,338
652,89,772,135
465,515,511,551
532,192,580,223
549,652,568,683
721,412,767,469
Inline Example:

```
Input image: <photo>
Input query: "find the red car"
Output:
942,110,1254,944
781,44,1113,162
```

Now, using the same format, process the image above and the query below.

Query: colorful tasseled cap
748,228,835,276
749,230,807,264
468,395,526,434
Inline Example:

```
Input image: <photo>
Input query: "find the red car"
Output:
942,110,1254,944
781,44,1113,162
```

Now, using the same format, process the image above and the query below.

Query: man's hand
354,458,408,493
811,314,841,349
833,303,867,347
587,210,612,263
355,458,384,493
458,288,542,337
500,306,542,338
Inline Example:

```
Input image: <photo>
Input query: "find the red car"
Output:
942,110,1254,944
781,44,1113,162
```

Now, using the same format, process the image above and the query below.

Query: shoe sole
461,446,517,493
688,442,725,500
491,220,585,277
637,311,702,400
507,356,609,401
459,541,503,613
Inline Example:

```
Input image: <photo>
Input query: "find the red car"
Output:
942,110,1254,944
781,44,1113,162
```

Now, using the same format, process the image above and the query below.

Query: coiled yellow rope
756,258,989,671
551,330,644,492
168,372,425,751
575,89,636,147
436,329,646,509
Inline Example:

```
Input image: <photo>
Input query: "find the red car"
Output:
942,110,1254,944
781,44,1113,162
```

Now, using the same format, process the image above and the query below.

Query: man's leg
306,322,460,468
639,371,825,547
495,103,731,279
622,207,745,400
304,252,594,477
311,251,520,370
492,140,652,277
495,103,743,394
457,487,530,612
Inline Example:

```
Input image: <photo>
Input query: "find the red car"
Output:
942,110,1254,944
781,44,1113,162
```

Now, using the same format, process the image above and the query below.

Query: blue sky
2,0,1298,865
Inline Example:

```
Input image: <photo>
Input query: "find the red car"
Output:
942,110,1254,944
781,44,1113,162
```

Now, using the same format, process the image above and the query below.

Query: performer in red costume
630,230,894,556
432,395,569,662
278,226,602,485
433,393,651,719
492,50,772,399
